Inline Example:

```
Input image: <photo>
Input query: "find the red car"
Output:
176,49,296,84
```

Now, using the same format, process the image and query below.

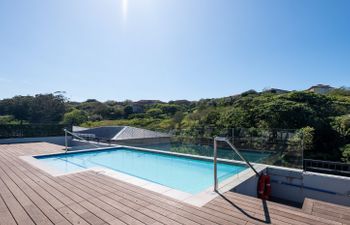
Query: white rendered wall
233,166,350,207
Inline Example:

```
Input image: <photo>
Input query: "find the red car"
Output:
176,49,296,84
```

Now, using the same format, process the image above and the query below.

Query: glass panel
111,127,303,169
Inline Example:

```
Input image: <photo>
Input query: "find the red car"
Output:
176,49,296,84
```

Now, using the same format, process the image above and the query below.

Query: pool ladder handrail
64,129,101,153
213,137,260,192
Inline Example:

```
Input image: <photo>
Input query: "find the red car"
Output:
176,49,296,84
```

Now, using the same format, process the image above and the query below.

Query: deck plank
0,162,67,225
77,172,241,225
0,172,36,225
79,165,348,225
0,146,96,225
1,145,118,225
0,194,17,225
0,166,53,225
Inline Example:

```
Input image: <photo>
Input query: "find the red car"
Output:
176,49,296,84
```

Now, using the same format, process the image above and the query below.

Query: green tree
108,107,124,119
340,144,350,163
123,105,133,118
328,87,350,97
219,107,252,128
173,111,185,124
258,99,313,129
332,114,350,138
63,109,88,125
29,94,66,123
0,96,33,123
146,108,163,118
156,104,181,115
0,94,66,123
0,115,19,124
302,127,315,148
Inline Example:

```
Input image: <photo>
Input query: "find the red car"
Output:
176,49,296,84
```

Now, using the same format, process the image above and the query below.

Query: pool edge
19,146,265,207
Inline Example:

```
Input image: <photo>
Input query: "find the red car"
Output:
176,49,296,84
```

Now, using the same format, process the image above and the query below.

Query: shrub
340,144,350,163
332,114,350,138
63,109,88,125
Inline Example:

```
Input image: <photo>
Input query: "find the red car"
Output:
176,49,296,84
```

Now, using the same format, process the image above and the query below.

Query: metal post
213,138,218,192
63,128,100,149
301,132,305,171
64,129,68,152
232,128,234,145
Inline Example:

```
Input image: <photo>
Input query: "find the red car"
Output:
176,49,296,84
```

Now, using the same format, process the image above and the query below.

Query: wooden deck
0,142,348,225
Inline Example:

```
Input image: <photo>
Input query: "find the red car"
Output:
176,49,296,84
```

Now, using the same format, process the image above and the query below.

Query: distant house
262,88,289,94
307,84,335,94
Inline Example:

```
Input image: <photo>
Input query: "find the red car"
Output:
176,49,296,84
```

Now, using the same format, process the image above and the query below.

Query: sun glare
122,0,128,21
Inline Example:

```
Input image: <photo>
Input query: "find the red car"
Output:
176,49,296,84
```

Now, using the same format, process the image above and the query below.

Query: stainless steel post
64,129,68,152
214,138,218,192
232,128,234,145
301,132,305,171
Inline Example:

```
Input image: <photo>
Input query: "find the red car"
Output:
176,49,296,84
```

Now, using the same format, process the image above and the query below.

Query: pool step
302,198,350,224
208,191,347,225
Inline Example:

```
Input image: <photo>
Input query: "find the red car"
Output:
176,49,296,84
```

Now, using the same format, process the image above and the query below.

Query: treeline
0,94,65,124
0,88,349,162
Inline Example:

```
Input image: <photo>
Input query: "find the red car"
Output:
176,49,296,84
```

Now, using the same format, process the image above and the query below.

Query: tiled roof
112,126,170,140
75,126,124,139
75,126,170,140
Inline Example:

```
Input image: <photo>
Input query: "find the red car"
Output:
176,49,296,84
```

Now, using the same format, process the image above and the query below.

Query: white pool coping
19,145,266,207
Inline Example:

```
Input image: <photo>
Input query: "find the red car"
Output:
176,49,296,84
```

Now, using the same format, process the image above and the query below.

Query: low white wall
267,166,350,206
0,136,72,146
232,166,350,207
232,175,259,197
231,170,264,197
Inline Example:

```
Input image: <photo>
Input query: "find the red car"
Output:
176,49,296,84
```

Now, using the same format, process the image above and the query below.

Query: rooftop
0,142,349,225
73,126,171,140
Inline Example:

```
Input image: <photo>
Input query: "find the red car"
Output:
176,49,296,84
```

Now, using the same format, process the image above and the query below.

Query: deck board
0,177,36,225
0,142,349,225
0,194,17,225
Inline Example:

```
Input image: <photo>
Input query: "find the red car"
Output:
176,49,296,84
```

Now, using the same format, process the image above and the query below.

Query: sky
0,0,349,102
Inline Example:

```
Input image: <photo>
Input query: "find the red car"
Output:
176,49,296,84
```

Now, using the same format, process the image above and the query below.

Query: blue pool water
36,148,247,194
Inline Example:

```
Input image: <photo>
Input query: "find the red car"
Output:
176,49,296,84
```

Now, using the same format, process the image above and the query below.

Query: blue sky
0,0,349,102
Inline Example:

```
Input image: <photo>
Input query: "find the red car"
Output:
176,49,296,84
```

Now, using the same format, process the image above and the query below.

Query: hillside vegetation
0,88,349,162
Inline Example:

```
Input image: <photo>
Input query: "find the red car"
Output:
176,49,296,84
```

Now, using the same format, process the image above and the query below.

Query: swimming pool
36,147,247,194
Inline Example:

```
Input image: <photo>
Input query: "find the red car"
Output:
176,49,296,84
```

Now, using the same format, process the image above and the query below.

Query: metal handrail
64,129,100,153
214,137,260,191
303,159,350,177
